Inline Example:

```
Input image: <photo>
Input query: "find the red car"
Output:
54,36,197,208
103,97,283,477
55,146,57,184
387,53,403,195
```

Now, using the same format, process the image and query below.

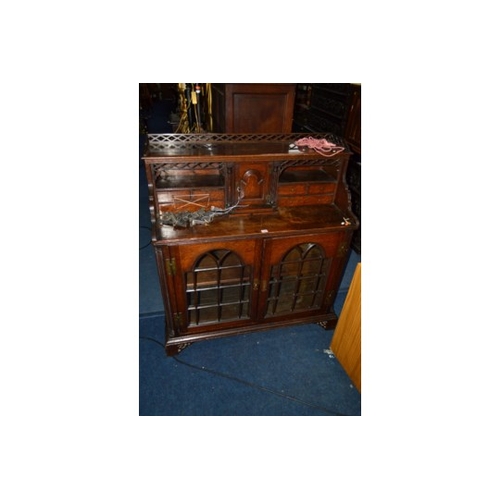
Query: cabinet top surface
143,133,349,160
153,205,355,243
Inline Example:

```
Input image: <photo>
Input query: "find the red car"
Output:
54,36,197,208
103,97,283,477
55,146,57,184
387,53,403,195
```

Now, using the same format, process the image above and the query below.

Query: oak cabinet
143,133,358,355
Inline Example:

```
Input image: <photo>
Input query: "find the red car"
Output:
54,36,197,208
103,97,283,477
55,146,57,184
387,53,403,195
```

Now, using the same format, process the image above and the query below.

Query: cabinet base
317,318,338,330
164,314,338,356
166,342,192,356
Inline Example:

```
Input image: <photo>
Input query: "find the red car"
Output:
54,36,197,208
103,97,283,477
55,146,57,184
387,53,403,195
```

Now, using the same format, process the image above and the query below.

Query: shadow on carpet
139,315,361,416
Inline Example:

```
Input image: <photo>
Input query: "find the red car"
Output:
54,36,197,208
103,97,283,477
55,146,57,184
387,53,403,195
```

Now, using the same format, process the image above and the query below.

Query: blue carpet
140,315,361,416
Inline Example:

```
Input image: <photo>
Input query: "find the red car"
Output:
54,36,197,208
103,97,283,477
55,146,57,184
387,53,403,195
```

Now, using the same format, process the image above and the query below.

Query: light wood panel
330,263,361,391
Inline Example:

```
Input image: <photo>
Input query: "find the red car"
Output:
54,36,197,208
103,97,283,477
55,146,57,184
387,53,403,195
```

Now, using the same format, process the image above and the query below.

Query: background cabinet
293,83,353,136
212,84,296,133
294,83,361,254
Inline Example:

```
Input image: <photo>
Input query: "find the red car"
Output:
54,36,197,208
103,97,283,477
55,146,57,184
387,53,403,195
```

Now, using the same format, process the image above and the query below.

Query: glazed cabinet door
164,239,263,336
257,232,350,322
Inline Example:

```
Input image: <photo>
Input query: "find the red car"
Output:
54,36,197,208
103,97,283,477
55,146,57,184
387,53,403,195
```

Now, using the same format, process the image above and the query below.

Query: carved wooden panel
234,162,272,209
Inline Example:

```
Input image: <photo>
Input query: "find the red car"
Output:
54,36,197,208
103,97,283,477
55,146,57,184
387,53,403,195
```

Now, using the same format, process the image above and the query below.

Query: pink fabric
294,137,345,157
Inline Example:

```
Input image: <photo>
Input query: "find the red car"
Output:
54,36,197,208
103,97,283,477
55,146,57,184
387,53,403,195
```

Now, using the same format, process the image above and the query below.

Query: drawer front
277,184,307,196
157,188,226,212
307,183,336,195
278,182,336,207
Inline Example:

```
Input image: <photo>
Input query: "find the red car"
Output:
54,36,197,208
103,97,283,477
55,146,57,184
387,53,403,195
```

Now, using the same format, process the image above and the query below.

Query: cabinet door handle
253,279,259,291
261,280,268,292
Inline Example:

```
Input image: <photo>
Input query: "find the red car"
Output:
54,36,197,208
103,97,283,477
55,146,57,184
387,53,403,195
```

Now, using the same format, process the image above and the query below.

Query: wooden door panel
168,239,262,334
258,233,346,320
174,239,258,270
233,162,272,209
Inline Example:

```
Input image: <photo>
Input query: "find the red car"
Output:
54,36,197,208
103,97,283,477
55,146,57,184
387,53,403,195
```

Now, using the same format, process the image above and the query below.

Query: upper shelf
143,133,350,160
